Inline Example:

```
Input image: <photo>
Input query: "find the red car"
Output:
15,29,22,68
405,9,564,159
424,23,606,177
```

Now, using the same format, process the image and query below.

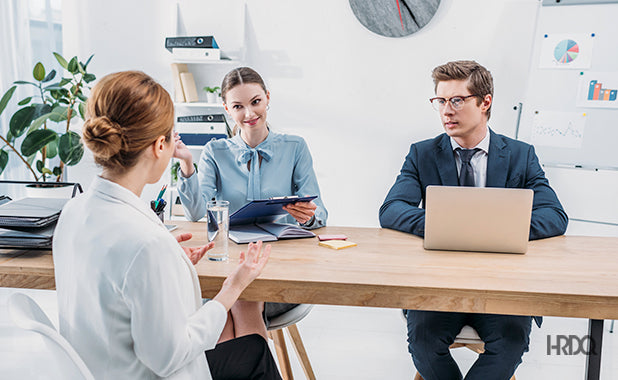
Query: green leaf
9,106,36,137
53,52,68,70
0,86,16,116
46,139,58,158
59,78,72,86
0,150,8,174
33,62,45,81
77,92,87,102
58,131,84,165
26,153,36,166
49,105,69,122
36,159,44,172
27,112,53,134
78,102,86,119
13,80,37,86
43,84,64,91
83,73,96,83
32,103,52,119
17,97,32,106
52,166,62,176
21,129,58,157
58,98,70,105
77,62,85,75
6,130,14,143
41,167,53,175
67,57,79,74
83,54,94,70
42,69,56,83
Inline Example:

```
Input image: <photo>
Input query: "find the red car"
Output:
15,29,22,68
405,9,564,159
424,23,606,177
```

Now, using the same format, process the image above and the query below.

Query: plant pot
25,183,75,199
206,92,218,103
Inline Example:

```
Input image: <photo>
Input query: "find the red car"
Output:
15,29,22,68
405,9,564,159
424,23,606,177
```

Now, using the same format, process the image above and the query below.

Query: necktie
457,148,480,187
237,147,273,200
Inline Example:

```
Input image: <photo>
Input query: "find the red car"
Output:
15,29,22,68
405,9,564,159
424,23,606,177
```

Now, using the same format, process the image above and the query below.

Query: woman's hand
283,201,317,225
175,232,214,265
173,132,195,177
215,241,271,310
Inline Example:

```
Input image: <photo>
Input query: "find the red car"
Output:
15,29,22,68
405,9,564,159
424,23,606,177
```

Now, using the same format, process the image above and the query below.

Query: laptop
424,186,533,254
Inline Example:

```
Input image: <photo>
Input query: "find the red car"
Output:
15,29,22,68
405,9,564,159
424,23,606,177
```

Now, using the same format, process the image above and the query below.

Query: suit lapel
486,129,509,187
436,134,459,186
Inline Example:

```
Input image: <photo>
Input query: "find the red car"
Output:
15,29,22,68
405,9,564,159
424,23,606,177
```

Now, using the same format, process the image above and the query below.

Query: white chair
414,325,516,380
8,292,95,380
267,304,316,380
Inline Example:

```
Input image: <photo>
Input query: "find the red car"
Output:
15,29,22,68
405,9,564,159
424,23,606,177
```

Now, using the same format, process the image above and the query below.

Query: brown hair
431,60,494,119
221,67,268,135
82,71,173,170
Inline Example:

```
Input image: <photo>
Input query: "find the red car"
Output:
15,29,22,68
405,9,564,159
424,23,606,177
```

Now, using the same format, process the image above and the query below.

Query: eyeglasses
429,95,481,111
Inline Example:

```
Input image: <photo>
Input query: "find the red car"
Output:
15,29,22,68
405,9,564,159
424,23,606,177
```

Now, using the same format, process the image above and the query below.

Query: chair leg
286,324,316,380
271,329,294,380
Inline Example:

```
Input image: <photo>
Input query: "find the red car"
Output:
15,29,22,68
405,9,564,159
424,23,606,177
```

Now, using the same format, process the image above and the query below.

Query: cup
206,200,229,261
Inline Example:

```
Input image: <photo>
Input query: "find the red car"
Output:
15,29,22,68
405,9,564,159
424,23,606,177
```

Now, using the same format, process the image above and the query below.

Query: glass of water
206,200,229,261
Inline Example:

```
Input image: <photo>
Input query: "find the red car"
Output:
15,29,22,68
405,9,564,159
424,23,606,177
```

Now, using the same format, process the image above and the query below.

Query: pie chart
554,39,579,64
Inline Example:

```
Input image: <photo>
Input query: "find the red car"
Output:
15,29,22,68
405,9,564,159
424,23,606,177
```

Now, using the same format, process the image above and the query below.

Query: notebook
423,186,533,254
229,222,315,244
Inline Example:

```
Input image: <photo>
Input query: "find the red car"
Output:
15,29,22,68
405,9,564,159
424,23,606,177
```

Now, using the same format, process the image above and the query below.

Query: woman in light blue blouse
174,67,328,324
175,67,327,228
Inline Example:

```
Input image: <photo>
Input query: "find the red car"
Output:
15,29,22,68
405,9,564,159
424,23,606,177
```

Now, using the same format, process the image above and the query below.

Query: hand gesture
224,241,271,291
173,132,196,177
283,201,317,225
175,232,214,265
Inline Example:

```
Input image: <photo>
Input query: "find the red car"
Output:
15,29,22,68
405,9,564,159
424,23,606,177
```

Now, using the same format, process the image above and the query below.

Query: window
28,0,63,72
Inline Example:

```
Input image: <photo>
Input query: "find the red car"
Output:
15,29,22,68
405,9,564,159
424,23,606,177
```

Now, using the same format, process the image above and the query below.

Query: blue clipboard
229,195,318,226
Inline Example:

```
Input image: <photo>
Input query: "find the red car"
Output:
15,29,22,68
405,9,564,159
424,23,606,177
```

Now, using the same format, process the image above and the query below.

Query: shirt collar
450,126,490,154
90,176,164,227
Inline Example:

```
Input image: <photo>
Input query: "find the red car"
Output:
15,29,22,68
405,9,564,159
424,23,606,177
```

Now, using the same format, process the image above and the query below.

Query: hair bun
82,116,123,160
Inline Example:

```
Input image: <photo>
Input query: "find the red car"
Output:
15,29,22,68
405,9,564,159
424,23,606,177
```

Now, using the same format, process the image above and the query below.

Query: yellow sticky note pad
319,240,357,250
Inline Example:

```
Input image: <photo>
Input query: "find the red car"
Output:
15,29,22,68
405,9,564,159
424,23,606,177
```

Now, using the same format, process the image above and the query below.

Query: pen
154,184,167,209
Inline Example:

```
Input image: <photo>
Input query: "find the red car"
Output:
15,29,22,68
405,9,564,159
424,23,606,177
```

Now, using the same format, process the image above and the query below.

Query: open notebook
229,222,315,244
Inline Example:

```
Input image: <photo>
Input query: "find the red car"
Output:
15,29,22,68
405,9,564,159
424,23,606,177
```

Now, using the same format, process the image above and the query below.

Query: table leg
585,319,603,380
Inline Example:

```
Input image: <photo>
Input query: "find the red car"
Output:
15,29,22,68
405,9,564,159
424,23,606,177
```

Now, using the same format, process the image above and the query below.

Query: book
175,121,227,135
179,72,199,102
172,48,220,60
170,63,188,102
318,240,357,250
229,222,316,244
177,114,226,123
230,196,319,226
178,133,227,146
165,36,219,51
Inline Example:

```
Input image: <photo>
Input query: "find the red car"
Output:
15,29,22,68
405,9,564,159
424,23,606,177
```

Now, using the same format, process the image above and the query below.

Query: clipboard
230,195,318,226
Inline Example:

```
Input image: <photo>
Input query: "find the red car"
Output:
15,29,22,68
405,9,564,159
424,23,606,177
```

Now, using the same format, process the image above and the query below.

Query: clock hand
396,0,404,31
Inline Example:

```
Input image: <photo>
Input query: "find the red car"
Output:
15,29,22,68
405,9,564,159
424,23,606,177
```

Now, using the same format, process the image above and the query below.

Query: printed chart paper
531,111,586,149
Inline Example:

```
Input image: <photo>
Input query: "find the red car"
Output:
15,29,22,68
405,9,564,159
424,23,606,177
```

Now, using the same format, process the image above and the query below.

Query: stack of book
170,63,199,103
176,114,229,147
166,36,221,60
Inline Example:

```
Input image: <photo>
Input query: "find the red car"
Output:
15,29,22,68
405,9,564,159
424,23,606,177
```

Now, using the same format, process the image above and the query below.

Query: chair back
8,292,95,380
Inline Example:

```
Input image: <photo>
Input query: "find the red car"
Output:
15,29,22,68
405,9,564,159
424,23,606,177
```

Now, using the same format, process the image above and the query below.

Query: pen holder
151,199,167,223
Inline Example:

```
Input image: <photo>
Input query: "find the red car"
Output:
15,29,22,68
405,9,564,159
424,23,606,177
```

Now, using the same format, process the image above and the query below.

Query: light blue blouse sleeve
292,137,328,229
177,144,217,222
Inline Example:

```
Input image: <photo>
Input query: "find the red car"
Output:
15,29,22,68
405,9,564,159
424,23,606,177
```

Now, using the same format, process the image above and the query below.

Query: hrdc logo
546,335,597,356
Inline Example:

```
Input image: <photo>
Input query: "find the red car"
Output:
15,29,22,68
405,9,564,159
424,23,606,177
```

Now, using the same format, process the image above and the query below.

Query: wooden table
1,222,617,380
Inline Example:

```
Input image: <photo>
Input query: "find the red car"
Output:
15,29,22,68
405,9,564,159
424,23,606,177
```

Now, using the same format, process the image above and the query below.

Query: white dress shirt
450,127,490,187
53,176,227,379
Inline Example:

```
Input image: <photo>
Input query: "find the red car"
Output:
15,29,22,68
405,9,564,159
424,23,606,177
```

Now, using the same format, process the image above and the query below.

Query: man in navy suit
379,60,568,380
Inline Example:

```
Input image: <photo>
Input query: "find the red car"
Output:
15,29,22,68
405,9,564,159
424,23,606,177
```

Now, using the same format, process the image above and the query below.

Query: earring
266,104,270,111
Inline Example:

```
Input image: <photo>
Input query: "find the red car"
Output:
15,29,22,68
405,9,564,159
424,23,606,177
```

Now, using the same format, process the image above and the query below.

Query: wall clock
349,0,441,38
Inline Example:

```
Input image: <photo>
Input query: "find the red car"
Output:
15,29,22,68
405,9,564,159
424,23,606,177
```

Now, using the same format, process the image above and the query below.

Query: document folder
0,197,68,228
229,196,318,226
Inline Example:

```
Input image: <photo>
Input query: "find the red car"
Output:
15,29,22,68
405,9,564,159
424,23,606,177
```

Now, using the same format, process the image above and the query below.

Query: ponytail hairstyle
82,71,174,171
221,67,268,135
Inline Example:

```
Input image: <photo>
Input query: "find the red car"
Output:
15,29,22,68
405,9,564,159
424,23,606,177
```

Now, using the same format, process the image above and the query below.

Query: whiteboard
518,1,618,169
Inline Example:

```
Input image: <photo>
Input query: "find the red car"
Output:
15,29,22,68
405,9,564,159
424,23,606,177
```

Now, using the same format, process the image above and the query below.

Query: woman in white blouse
53,71,281,380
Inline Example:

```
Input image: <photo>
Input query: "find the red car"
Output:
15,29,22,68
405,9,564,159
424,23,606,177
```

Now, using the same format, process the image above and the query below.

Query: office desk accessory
318,240,356,250
229,195,318,226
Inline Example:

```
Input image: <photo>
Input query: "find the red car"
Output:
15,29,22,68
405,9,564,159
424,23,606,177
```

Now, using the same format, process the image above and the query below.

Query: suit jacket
379,129,568,240
379,129,569,328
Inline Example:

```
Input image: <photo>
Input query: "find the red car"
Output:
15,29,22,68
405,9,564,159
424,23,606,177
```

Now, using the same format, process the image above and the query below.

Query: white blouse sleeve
121,236,227,377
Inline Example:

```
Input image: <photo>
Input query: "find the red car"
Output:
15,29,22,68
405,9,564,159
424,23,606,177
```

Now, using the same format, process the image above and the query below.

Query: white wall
62,0,542,226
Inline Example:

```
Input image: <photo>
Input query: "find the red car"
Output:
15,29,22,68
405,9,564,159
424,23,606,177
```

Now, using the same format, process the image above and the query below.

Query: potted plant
203,86,220,104
0,52,96,183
